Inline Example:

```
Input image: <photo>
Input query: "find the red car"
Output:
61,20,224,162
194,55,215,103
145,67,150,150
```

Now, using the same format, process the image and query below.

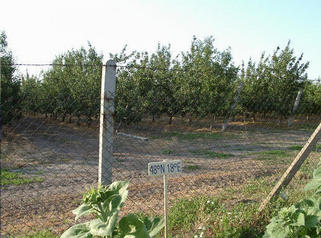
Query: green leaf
142,217,165,237
89,213,118,237
296,212,305,226
108,181,129,205
313,167,321,179
304,178,321,191
72,204,94,221
305,215,319,228
60,223,92,238
119,214,150,238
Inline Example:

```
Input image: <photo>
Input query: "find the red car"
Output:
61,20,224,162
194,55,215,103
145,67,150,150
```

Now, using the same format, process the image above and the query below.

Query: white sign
148,160,182,176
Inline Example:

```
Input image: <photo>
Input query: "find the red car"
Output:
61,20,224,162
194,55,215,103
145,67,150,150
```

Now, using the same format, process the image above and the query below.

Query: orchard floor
1,116,320,236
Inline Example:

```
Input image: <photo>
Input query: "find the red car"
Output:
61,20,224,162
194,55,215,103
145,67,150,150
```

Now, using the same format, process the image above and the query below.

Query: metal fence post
98,60,116,186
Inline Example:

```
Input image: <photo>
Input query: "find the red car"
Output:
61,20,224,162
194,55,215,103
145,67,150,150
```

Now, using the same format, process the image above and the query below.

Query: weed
1,169,44,186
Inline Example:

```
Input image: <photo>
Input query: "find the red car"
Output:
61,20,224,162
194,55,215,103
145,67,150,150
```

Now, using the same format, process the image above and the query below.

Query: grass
153,131,236,141
287,144,321,151
1,169,44,186
190,149,234,159
160,149,175,155
287,145,303,150
186,164,201,170
253,150,289,161
169,195,268,238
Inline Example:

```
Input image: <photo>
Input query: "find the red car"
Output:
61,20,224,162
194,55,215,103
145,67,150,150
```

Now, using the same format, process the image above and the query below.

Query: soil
1,116,320,236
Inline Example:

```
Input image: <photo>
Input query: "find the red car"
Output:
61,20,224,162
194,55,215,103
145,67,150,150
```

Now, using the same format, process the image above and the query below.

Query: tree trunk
87,117,92,127
188,117,192,126
152,114,155,122
252,113,256,123
209,114,216,131
77,115,81,126
288,88,303,127
168,116,173,125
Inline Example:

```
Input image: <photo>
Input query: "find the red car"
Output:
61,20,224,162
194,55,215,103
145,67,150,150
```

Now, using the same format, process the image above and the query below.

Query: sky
1,0,321,79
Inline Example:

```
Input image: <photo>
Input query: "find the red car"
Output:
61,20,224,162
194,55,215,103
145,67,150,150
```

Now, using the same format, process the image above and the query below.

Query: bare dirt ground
1,116,320,236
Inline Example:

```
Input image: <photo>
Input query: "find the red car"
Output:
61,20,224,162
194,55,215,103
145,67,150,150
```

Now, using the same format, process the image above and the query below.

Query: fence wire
1,63,321,237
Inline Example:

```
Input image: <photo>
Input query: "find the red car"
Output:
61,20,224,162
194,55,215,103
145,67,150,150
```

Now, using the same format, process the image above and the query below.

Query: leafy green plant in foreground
61,181,164,238
263,160,321,238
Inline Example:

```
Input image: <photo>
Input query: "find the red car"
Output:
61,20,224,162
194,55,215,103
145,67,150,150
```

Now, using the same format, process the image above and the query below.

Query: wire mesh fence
1,62,321,237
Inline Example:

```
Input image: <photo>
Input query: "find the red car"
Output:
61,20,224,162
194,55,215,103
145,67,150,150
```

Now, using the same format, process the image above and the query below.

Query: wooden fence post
259,122,321,212
98,60,116,186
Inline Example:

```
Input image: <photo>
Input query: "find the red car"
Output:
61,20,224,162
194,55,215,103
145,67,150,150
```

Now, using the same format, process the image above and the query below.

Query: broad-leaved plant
61,181,164,238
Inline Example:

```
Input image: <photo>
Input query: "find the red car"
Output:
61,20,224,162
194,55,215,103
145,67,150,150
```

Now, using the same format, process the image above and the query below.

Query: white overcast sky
1,0,320,79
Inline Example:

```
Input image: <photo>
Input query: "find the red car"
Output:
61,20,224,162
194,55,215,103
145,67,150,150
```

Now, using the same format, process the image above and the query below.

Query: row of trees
1,31,320,127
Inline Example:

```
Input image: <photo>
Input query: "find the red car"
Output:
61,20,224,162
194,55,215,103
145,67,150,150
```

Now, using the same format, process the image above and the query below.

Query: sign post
148,160,182,238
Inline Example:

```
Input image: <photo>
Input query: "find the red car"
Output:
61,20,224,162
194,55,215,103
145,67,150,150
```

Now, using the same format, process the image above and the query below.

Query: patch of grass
9,230,57,238
242,178,273,197
169,196,220,232
190,149,234,159
287,145,303,150
160,149,175,155
186,164,201,170
254,150,289,161
287,144,321,151
116,158,126,163
1,169,44,186
59,157,72,162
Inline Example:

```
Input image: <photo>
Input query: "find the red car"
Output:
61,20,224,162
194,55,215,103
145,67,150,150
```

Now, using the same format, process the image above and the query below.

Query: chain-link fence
1,62,321,237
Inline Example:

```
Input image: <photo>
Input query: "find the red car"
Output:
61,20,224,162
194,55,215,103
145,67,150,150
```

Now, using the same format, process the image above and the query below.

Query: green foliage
60,181,164,238
299,81,321,116
5,35,319,126
21,43,102,126
263,161,321,238
240,41,310,120
0,31,21,124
